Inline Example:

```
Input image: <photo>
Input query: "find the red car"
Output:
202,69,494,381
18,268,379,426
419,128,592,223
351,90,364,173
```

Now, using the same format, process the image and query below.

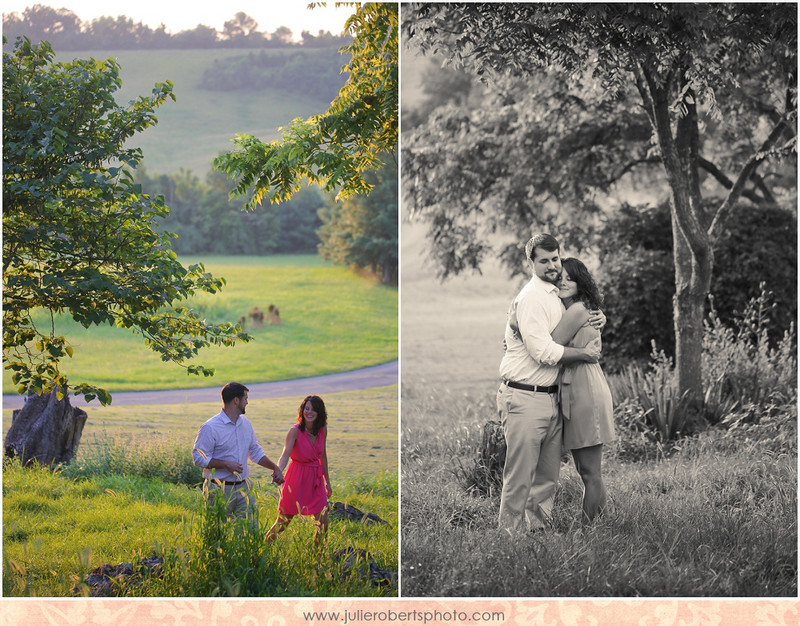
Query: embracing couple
192,382,333,545
498,233,615,533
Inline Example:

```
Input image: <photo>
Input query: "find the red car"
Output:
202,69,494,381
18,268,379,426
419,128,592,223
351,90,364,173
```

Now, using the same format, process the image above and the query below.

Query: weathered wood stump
4,388,87,467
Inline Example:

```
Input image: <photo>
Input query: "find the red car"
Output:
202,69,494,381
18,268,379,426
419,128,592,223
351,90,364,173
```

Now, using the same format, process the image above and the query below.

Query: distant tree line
318,158,398,285
2,6,350,50
135,161,398,285
200,49,348,98
134,167,324,255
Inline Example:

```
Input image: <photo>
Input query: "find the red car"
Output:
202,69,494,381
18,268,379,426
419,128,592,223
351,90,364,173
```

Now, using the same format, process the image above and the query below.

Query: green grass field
3,255,397,395
55,48,338,175
3,251,398,596
3,384,398,596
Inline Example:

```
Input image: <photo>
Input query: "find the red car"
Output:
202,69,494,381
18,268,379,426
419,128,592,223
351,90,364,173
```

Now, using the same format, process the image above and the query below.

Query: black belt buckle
505,380,558,394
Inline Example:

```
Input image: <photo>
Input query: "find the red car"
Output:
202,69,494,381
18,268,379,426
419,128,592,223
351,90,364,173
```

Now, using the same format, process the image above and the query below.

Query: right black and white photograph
399,2,797,597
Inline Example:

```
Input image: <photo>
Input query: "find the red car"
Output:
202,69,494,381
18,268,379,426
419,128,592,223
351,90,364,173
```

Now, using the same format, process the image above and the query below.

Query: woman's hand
588,309,606,331
326,482,333,497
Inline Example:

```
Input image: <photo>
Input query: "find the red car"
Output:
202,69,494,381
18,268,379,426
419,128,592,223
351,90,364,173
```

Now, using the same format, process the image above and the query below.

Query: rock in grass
72,556,163,597
329,501,390,526
333,547,397,589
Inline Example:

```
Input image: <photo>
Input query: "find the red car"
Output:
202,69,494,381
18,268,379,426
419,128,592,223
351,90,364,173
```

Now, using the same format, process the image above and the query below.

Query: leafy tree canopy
318,156,398,285
214,2,398,206
3,36,249,405
2,5,351,51
403,2,796,277
403,2,796,410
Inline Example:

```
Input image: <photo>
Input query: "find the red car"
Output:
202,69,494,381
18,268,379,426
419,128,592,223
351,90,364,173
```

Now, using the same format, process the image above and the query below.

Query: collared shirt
498,274,565,386
192,410,266,482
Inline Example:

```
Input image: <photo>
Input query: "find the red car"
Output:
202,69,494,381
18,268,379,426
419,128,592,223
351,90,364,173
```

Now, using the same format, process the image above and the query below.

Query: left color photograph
2,1,398,597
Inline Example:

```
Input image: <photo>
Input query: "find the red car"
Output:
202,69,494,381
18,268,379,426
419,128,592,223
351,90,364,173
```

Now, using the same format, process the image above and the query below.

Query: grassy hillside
55,48,341,174
2,255,397,395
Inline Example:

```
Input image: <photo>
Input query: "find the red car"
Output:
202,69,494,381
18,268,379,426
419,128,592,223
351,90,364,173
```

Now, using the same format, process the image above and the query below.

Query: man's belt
223,480,246,486
504,380,558,394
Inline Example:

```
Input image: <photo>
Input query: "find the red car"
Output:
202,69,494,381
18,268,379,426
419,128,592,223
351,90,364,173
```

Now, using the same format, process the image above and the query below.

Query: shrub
607,344,695,443
702,287,797,424
597,201,797,371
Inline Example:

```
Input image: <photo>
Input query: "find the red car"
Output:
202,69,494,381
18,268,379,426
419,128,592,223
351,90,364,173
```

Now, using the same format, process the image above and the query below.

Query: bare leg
266,513,293,542
570,444,607,523
313,508,329,546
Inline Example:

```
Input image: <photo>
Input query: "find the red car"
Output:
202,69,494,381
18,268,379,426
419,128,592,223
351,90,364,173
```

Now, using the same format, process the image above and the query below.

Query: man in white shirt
497,233,602,533
192,382,283,521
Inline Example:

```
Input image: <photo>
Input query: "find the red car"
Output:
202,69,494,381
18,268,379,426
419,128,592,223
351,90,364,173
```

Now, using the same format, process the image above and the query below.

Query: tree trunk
671,217,711,413
637,66,712,413
4,387,87,467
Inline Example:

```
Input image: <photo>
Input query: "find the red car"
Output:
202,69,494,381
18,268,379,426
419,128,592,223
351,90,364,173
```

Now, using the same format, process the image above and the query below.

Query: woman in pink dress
551,257,615,523
266,395,332,544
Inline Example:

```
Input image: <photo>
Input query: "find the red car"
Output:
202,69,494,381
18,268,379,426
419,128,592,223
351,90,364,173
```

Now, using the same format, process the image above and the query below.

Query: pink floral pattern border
1,598,798,625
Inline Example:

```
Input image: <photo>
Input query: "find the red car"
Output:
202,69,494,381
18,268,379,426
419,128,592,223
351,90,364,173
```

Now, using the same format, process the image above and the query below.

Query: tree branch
698,157,772,205
709,119,791,240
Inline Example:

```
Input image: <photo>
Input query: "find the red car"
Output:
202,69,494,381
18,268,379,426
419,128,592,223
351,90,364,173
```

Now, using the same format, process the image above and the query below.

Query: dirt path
2,361,398,409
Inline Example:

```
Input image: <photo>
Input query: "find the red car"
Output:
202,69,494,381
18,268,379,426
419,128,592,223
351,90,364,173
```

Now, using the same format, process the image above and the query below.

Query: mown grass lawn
54,48,338,175
3,255,397,395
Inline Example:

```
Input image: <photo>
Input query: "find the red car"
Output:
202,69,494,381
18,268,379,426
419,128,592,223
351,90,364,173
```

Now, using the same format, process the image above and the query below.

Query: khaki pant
497,385,562,532
204,479,254,523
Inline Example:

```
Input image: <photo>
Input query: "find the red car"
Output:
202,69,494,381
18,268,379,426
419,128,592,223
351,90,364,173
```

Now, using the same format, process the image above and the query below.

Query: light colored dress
278,425,328,516
559,322,615,449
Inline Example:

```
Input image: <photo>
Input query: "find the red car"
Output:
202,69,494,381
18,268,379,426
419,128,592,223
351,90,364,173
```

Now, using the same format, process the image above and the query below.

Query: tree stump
4,388,87,467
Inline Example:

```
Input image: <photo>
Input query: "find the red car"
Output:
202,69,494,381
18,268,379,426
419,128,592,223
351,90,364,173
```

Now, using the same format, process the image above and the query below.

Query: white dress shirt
498,274,565,386
192,410,266,481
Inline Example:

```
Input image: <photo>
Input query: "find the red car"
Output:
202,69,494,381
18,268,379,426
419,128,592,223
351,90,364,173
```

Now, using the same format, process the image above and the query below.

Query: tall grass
607,346,693,442
4,388,398,597
702,288,797,423
146,479,396,597
4,455,397,597
63,430,203,486
608,288,796,445
401,390,797,596
401,290,797,597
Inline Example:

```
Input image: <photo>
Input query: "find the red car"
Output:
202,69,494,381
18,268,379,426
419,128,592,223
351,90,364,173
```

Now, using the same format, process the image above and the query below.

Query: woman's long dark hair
561,257,604,310
296,395,327,436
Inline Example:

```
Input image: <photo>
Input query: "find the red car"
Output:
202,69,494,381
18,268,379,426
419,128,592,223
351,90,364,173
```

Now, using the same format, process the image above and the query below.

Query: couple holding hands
192,383,332,544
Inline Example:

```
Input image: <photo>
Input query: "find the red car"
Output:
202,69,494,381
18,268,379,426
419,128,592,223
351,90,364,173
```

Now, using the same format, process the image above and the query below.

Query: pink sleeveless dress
278,425,327,516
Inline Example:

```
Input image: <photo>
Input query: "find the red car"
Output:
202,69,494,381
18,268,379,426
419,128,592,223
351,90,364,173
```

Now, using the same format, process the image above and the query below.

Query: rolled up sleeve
247,426,266,465
518,294,565,365
192,425,213,468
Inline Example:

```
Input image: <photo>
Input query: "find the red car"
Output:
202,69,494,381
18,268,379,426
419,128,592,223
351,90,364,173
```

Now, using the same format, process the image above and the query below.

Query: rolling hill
55,47,344,175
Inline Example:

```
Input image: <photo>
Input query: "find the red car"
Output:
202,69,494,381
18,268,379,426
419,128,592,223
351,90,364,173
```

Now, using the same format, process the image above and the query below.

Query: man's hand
588,309,606,331
582,336,602,363
223,460,243,475
271,469,284,485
